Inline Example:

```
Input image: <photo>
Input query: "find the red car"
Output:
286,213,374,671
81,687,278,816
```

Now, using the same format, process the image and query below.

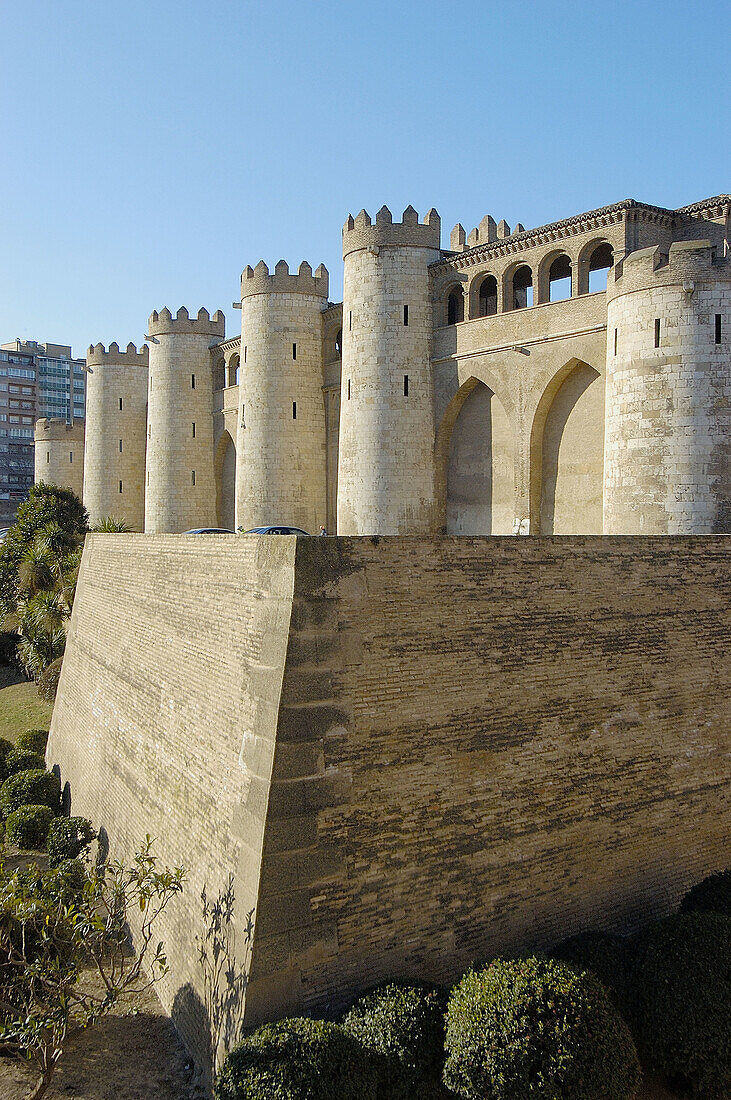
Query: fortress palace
37,194,730,537
42,194,730,1082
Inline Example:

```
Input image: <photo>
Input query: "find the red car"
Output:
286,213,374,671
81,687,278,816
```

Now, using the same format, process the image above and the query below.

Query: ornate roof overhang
430,198,679,273
214,335,241,353
676,195,731,217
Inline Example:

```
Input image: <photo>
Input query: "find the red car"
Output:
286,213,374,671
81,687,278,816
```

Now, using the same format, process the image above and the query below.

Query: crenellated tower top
607,238,729,302
240,259,329,300
147,306,225,338
34,417,85,440
342,205,441,258
86,341,149,367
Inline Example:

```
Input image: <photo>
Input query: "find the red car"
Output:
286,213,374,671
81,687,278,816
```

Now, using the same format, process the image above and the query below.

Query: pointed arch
435,377,514,534
529,359,604,534
214,430,236,530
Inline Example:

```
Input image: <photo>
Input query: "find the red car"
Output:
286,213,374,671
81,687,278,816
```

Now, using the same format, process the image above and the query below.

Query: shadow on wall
172,876,255,1091
713,500,731,535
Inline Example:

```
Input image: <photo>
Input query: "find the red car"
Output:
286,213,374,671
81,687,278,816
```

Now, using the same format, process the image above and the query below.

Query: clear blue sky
1,0,728,357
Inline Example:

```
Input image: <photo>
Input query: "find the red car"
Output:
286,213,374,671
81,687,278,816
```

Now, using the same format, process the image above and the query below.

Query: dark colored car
183,528,235,534
243,525,311,535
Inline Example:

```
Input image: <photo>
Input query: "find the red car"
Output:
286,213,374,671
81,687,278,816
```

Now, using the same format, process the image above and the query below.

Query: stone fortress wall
47,534,730,1078
36,194,731,536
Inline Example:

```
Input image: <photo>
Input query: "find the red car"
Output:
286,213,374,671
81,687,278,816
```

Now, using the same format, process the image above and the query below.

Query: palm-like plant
34,521,81,562
17,544,55,597
21,589,67,636
10,530,84,680
16,620,66,680
92,516,133,533
57,545,83,612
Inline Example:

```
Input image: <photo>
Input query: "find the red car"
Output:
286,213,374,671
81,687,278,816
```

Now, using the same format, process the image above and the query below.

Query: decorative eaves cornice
676,195,731,216
430,199,680,273
214,336,241,352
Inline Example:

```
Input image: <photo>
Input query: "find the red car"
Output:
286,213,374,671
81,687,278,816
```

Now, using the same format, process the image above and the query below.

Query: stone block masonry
47,535,730,1081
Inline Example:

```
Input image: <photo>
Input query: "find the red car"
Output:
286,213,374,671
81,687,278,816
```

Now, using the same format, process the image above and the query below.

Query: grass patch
0,668,52,744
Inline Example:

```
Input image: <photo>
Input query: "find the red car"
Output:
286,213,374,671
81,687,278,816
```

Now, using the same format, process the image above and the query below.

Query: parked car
183,528,235,534
243,525,311,535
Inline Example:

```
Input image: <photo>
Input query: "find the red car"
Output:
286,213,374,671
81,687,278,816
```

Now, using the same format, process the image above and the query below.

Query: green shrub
629,912,731,1098
443,956,640,1100
0,630,18,665
38,656,63,704
0,768,61,818
42,857,88,904
5,748,46,776
47,816,96,868
680,870,731,918
342,982,447,1098
5,804,53,849
550,929,633,1008
16,728,49,755
215,1017,379,1100
0,737,13,782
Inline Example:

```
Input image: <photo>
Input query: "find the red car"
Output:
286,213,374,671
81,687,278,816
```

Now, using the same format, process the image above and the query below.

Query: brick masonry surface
47,534,730,1081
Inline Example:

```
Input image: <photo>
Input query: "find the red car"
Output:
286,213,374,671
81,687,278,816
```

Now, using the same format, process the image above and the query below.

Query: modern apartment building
0,340,86,526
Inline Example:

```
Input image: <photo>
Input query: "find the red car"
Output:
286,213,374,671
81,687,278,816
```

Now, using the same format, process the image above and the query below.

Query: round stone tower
144,307,225,534
84,342,148,530
236,260,328,533
604,239,730,533
338,205,441,534
34,418,85,499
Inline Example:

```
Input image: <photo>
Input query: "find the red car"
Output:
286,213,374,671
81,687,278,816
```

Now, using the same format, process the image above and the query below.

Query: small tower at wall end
86,342,149,367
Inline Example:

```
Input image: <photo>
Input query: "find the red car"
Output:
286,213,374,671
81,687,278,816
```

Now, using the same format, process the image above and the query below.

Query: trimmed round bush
550,930,633,1009
5,748,46,777
47,816,96,867
0,768,61,818
629,912,731,1098
443,957,640,1100
214,1017,379,1100
0,737,13,781
680,870,731,918
5,803,53,849
342,982,447,1098
16,728,49,755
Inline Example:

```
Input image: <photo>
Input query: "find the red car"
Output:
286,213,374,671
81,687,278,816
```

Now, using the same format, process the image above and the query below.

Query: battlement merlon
34,418,85,441
239,260,329,301
342,205,441,259
86,341,149,367
147,307,225,339
607,238,730,300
